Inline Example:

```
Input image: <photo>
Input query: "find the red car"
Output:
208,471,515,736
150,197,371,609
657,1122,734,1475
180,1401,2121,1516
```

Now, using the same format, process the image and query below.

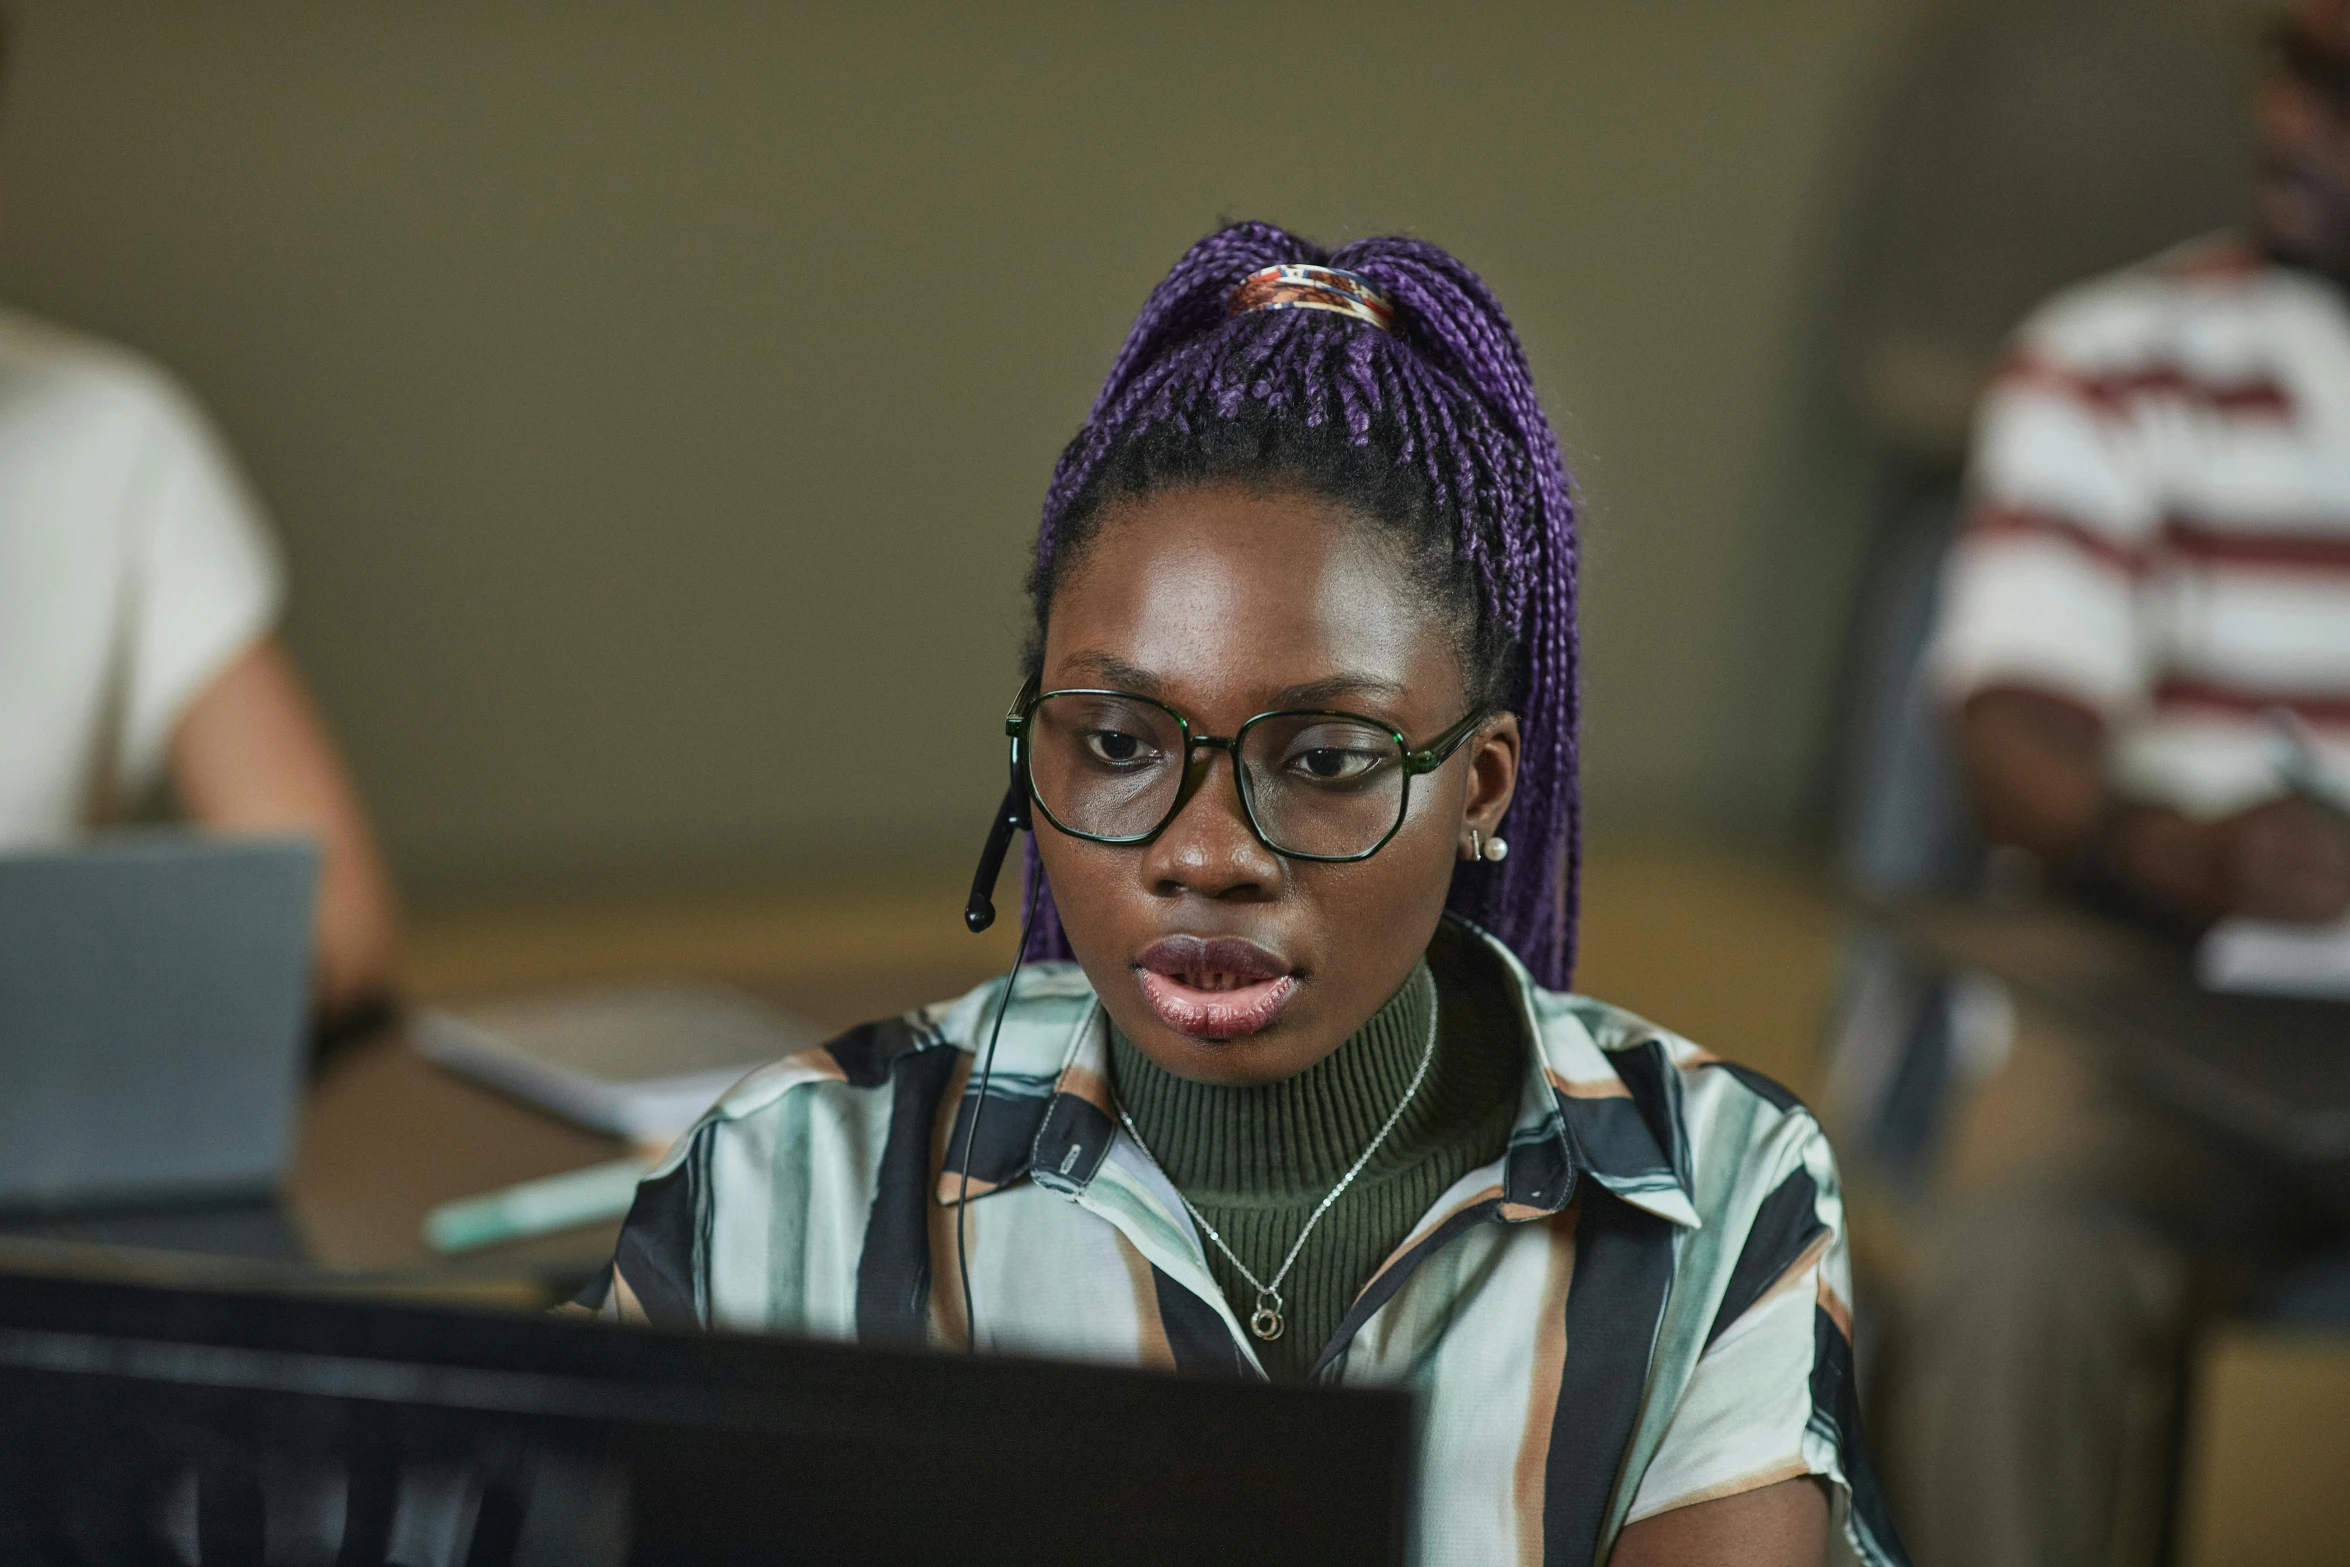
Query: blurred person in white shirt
0,308,400,1030
1931,21,2350,929
1895,5,2350,1563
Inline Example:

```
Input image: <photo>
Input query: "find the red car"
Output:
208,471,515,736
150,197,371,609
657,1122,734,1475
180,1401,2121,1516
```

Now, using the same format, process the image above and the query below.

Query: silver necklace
1114,982,1439,1344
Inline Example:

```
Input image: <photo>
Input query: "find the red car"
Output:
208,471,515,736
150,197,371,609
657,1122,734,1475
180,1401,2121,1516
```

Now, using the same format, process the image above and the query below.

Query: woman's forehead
1044,486,1460,714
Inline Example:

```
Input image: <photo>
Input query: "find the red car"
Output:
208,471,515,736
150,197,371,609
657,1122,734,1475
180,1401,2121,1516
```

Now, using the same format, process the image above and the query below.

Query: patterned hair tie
1227,263,1395,332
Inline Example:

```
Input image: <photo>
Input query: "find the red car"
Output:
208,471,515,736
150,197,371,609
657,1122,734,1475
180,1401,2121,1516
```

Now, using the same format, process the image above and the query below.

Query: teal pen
422,1155,654,1254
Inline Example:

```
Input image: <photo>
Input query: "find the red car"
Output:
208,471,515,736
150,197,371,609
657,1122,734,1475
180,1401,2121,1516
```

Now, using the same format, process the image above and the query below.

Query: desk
292,1027,628,1273
1887,900,2350,1198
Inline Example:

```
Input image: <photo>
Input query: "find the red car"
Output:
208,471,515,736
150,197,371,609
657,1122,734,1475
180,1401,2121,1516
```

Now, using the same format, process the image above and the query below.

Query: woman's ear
1461,713,1520,840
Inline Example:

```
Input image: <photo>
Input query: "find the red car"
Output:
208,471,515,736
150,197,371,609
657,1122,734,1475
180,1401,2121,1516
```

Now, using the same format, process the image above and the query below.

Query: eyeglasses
1007,686,1486,862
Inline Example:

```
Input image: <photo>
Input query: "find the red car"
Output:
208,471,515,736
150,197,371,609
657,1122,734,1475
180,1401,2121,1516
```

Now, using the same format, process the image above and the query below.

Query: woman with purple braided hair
1020,223,1580,993
582,225,1904,1566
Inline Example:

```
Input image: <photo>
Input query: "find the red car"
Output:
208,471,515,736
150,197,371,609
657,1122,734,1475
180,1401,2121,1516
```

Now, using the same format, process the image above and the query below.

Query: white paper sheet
415,982,826,1138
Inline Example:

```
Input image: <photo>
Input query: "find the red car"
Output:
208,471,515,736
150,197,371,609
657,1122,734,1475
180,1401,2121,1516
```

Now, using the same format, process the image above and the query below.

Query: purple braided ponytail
1021,222,1582,989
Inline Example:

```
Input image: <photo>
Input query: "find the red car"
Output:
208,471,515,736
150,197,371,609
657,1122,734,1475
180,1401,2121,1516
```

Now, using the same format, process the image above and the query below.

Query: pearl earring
1464,829,1482,862
1481,834,1510,863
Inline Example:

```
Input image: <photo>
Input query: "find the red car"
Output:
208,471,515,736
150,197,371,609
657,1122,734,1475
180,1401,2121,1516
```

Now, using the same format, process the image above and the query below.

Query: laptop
0,833,319,1256
0,1268,1417,1564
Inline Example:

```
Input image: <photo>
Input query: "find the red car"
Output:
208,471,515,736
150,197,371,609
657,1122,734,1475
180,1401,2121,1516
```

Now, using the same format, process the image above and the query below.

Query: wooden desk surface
1889,900,2350,1166
289,1030,627,1274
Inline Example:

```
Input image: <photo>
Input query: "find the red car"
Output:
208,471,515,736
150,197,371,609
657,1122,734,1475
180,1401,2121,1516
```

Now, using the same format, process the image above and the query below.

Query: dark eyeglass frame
1005,683,1488,863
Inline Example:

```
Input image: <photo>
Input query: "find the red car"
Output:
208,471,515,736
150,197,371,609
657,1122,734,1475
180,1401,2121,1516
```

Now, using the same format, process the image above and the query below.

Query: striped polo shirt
579,920,1905,1565
1930,236,2350,818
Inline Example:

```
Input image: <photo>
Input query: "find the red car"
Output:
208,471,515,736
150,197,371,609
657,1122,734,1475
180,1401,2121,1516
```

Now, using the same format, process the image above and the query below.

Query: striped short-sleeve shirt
1930,235,2350,817
580,921,1906,1565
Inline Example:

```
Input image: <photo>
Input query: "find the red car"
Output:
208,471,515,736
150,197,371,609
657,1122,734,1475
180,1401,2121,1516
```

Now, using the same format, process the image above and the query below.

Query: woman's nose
1138,749,1281,901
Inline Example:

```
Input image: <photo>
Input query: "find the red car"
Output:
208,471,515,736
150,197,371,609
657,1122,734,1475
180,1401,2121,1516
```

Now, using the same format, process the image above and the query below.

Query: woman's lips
1137,971,1299,1040
1133,935,1299,1041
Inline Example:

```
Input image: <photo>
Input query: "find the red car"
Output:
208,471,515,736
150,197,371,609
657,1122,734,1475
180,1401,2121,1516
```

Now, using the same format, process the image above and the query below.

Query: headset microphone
963,776,1031,933
955,759,1038,1350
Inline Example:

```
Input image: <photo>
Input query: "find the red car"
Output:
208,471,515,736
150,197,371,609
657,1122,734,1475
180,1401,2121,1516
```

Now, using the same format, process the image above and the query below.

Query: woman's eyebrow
1059,651,1162,693
1055,656,1407,712
1271,674,1410,709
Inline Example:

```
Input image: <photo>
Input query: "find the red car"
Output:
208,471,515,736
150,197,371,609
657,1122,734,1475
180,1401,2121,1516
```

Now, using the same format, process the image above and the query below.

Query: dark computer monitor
0,1269,1415,1565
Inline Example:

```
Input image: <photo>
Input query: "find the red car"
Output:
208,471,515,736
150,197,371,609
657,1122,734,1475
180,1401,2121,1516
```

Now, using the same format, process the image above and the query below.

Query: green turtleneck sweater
1108,921,1525,1380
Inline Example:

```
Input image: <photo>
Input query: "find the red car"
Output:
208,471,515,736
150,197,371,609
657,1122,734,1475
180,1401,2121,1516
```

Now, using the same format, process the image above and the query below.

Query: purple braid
1019,223,1582,989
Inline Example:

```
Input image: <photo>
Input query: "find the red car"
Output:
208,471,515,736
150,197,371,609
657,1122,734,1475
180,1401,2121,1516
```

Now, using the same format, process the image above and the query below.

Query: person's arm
1610,1476,1829,1567
167,636,402,1020
1958,686,2350,924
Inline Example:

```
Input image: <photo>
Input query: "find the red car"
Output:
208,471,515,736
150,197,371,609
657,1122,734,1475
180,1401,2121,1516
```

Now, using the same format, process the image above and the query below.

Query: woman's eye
1083,730,1154,765
1291,747,1382,782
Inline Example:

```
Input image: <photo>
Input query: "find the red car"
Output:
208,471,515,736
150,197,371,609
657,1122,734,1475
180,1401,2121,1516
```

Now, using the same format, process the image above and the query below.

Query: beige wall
0,1,1906,902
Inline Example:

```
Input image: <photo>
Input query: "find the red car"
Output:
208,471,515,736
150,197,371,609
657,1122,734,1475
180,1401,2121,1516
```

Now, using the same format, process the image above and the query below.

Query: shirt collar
1471,919,1702,1229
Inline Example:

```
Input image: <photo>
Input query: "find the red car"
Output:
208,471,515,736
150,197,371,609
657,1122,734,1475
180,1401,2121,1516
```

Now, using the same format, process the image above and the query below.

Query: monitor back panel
0,835,319,1209
0,1271,1418,1566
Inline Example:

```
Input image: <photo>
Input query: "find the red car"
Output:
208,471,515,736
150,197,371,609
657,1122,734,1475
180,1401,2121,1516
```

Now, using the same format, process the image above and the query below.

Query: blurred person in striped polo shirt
1895,4,2350,1563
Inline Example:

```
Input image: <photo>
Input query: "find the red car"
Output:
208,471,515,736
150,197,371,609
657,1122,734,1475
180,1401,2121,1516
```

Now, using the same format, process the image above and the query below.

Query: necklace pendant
1248,1294,1283,1341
